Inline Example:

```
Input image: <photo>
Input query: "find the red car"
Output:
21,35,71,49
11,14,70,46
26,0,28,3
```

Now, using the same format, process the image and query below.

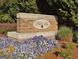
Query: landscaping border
0,23,16,31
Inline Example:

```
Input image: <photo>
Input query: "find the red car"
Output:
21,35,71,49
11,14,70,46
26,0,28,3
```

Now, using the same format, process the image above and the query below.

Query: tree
0,0,39,23
37,0,77,30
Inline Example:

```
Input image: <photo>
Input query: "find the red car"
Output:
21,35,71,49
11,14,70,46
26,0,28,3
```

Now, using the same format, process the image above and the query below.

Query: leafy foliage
0,0,39,23
57,26,73,40
47,0,77,26
0,14,14,23
59,42,75,59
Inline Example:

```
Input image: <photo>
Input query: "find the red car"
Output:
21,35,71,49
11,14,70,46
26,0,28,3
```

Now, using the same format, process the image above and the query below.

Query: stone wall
0,23,16,31
17,13,58,33
17,19,57,33
7,13,58,39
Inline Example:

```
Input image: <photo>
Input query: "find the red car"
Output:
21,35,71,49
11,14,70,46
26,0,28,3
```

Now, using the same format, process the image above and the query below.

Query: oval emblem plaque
33,19,50,29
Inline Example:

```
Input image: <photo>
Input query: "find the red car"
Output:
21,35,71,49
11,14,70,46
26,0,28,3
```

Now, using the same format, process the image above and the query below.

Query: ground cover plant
59,42,75,59
0,35,58,59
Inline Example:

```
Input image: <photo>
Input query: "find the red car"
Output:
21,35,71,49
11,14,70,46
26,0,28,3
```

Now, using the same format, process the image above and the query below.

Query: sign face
33,19,50,29
17,13,58,33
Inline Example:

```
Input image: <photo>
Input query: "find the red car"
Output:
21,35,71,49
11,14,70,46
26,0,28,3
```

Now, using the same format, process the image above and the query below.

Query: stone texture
7,31,56,40
17,13,58,33
7,13,58,40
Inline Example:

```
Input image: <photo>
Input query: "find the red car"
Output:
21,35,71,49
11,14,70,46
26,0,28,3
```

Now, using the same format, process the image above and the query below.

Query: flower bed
0,35,58,59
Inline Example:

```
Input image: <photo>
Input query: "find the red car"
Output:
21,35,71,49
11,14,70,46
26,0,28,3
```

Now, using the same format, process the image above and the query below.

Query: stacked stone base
7,31,57,40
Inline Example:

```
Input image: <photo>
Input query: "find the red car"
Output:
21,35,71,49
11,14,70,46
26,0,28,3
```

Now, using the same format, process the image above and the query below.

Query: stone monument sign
7,13,58,40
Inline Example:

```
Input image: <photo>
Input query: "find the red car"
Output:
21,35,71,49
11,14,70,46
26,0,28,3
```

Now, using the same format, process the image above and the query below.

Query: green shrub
57,26,73,40
0,14,15,23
